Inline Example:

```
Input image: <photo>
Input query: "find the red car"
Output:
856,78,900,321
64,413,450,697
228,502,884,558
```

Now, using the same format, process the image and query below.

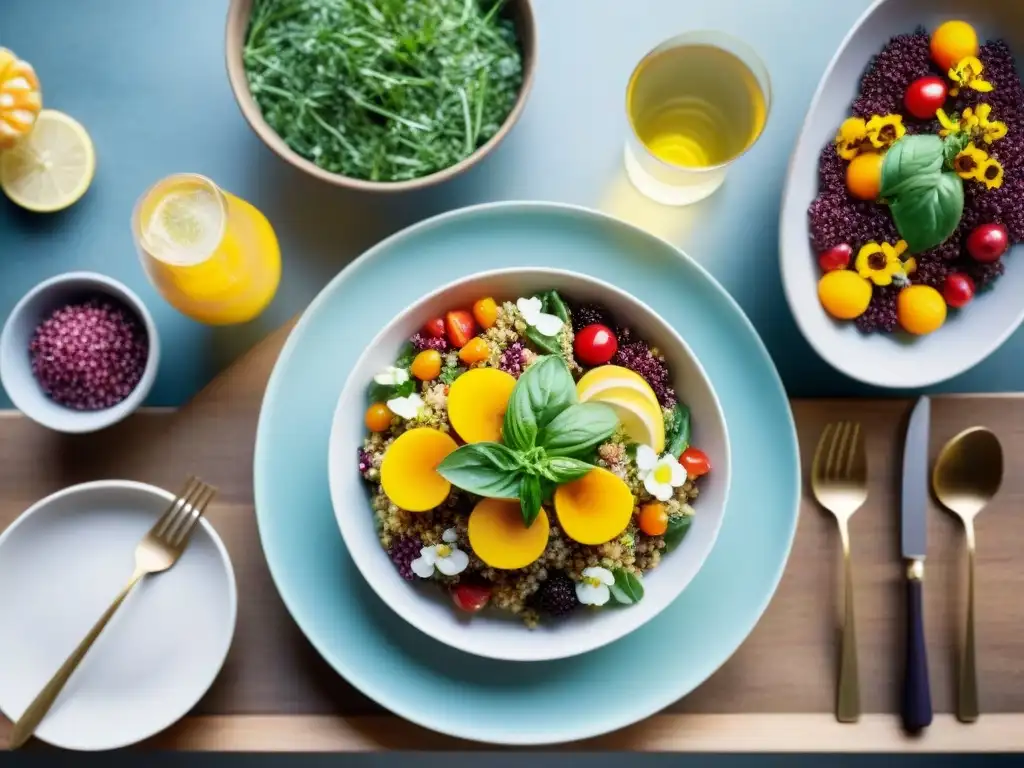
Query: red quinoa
808,28,1024,333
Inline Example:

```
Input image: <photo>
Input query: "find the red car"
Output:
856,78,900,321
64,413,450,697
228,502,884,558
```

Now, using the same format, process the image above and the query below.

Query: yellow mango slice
447,367,516,444
468,498,550,570
554,467,634,545
380,427,458,512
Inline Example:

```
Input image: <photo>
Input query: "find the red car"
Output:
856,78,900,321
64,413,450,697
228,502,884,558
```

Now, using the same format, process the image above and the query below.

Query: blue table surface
2,0,1022,408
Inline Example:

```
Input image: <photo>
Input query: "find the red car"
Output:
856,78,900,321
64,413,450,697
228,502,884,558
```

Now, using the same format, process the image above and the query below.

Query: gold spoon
932,427,1003,724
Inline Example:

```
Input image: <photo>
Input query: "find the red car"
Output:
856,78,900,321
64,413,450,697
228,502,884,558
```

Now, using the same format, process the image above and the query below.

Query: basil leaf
543,290,571,324
880,135,944,198
663,514,693,553
504,355,577,453
943,133,970,168
436,443,524,499
524,325,561,355
367,377,415,403
520,473,542,527
888,171,964,254
538,455,593,484
538,477,556,504
609,569,644,605
539,402,619,457
666,403,691,458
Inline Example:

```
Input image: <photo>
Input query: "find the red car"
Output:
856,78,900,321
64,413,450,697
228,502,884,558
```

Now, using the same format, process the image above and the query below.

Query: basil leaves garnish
663,514,693,553
610,569,644,605
664,403,691,458
437,355,618,526
881,134,965,254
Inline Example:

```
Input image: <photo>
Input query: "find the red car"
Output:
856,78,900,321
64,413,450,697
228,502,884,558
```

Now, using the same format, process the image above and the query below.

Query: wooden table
1,326,1023,752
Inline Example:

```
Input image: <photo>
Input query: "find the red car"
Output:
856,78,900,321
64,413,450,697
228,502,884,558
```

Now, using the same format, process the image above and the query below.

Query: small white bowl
328,268,731,662
0,272,160,433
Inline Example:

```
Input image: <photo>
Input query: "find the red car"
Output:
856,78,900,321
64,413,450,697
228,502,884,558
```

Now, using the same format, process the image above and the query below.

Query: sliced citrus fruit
0,109,95,212
575,364,658,408
586,385,665,453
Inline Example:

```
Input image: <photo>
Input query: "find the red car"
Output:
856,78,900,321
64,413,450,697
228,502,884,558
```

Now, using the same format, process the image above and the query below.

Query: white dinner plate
0,480,237,751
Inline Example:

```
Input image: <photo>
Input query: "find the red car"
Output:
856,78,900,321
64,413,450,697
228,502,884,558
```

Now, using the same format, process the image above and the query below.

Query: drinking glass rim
624,29,774,175
132,172,229,265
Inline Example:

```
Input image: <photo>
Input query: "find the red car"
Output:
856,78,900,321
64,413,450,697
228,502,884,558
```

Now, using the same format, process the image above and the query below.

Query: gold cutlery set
7,477,216,751
812,397,1003,729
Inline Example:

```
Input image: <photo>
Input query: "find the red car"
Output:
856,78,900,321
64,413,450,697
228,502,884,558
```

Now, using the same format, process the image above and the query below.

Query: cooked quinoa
359,292,708,626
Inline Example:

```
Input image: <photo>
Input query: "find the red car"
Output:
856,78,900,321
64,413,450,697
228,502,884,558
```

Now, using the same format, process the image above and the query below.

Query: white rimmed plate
0,480,236,751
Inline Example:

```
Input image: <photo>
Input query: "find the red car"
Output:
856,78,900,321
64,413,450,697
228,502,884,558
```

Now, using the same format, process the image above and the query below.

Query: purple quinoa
29,296,148,410
809,28,1024,334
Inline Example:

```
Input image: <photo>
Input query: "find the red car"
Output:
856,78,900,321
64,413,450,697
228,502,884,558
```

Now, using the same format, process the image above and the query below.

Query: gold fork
8,477,217,750
811,421,867,723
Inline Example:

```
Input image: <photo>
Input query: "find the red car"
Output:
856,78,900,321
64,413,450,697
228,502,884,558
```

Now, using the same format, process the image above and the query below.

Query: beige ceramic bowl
225,0,536,192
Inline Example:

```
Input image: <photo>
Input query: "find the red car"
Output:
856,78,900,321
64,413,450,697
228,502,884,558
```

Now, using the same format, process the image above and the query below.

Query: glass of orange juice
132,174,281,325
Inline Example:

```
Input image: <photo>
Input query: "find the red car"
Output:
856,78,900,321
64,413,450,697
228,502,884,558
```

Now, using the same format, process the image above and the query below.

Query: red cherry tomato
445,310,477,349
573,324,618,366
819,244,853,272
452,582,491,612
904,76,948,120
966,223,1009,263
943,273,976,308
679,447,711,478
423,317,446,339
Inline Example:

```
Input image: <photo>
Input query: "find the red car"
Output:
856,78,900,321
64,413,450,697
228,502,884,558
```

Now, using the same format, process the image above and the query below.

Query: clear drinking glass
624,30,772,206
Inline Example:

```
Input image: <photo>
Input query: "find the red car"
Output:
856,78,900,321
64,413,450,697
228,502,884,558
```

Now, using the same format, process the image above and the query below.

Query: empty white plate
0,480,237,751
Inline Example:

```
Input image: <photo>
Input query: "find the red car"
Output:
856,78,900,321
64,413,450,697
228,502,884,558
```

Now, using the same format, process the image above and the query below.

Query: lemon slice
576,364,659,409
0,109,95,212
586,385,665,453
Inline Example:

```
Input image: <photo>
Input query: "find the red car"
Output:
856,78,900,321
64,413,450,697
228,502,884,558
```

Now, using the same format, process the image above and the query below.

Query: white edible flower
576,566,614,606
411,528,469,578
516,296,564,337
635,444,686,502
386,392,424,420
374,365,409,386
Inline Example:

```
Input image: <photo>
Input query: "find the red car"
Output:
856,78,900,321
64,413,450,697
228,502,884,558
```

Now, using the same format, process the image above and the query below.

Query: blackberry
389,535,423,581
571,303,612,332
533,572,577,617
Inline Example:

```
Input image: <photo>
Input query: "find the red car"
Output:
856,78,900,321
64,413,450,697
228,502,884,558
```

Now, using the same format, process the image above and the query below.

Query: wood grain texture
0,320,1023,750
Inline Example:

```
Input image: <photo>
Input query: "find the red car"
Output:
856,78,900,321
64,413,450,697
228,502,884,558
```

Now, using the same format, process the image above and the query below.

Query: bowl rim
224,0,538,192
778,0,1024,389
327,265,732,662
0,271,161,434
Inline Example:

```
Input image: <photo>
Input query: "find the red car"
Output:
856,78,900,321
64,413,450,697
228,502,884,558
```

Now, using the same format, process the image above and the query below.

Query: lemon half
0,109,95,212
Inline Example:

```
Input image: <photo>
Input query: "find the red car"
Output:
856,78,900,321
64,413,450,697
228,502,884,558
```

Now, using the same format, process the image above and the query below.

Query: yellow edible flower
865,114,906,149
948,56,993,97
834,117,870,160
953,142,989,179
973,103,1008,144
856,240,908,287
978,157,1004,190
903,257,917,276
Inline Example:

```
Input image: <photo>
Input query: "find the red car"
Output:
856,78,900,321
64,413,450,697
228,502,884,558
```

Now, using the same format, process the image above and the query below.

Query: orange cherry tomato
930,20,979,71
365,402,393,432
472,297,499,329
410,349,442,380
458,336,490,364
846,152,884,201
679,447,711,478
445,310,477,348
638,502,669,537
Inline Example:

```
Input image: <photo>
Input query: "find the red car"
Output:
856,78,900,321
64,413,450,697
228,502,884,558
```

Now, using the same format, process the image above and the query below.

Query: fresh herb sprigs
437,356,617,527
243,0,524,182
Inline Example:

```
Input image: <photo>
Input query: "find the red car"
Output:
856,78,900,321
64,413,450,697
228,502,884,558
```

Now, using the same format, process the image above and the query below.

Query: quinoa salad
810,21,1024,337
357,291,712,626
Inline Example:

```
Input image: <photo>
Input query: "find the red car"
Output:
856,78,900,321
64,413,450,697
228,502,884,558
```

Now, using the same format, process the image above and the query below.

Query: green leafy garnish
663,514,693,553
243,0,524,183
881,134,965,254
439,363,466,385
437,355,618,526
664,403,691,458
609,569,644,605
393,341,417,369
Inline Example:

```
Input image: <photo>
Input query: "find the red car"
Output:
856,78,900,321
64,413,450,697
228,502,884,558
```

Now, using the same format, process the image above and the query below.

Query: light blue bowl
0,272,159,433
